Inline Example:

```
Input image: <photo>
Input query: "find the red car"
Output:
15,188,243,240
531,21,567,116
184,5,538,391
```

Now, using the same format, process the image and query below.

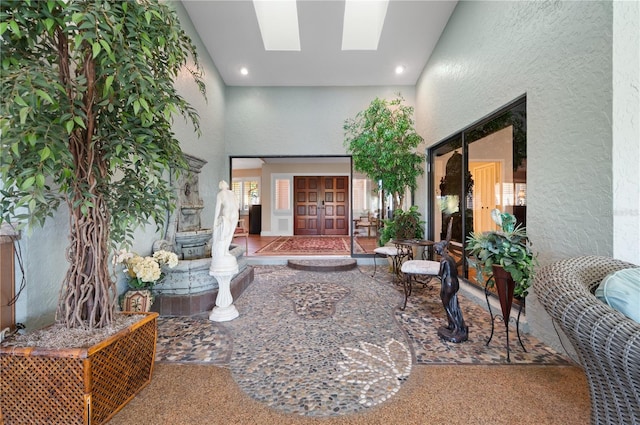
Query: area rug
256,236,364,255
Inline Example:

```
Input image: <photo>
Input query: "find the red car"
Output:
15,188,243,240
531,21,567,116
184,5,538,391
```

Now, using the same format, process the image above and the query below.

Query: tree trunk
55,42,116,329
56,144,116,328
57,191,116,329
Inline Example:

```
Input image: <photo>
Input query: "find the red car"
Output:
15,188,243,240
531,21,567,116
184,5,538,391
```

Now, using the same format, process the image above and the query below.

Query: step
287,259,357,272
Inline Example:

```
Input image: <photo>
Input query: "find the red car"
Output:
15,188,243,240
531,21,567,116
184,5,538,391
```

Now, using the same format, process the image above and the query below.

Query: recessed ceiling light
253,0,300,51
395,65,405,74
240,67,249,76
342,0,390,51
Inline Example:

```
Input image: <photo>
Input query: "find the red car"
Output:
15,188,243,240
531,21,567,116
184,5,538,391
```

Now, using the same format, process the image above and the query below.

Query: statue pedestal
437,323,469,343
209,256,239,322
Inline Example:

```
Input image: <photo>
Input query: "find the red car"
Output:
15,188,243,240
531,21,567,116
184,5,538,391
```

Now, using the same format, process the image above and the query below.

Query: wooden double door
294,176,349,236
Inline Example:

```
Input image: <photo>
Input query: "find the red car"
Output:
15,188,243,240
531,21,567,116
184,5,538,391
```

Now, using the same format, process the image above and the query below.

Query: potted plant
465,210,537,322
0,1,205,423
344,95,424,222
114,249,179,312
379,206,425,246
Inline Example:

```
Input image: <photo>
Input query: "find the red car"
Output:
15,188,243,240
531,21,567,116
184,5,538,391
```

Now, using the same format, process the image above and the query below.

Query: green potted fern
466,210,537,322
379,206,425,246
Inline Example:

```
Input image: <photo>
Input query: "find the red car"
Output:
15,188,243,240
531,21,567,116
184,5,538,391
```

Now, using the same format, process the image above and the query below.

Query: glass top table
391,239,436,260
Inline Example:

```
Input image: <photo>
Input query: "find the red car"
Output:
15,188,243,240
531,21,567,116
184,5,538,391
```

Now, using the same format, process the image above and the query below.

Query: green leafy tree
343,95,424,215
0,0,205,329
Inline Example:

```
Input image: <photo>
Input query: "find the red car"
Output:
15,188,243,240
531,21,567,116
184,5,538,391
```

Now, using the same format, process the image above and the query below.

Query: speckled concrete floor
155,265,571,417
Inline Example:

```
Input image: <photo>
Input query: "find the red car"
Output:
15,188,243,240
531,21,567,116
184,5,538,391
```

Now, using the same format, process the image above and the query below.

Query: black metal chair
399,218,453,310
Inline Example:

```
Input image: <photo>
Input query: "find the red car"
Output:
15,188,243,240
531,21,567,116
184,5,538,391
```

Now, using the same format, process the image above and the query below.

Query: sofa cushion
595,268,640,323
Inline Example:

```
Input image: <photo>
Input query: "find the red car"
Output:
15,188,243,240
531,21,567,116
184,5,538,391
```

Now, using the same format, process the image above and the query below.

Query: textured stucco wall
113,2,227,296
612,0,640,264
225,86,415,157
415,1,616,351
170,2,228,233
15,2,227,330
225,86,420,233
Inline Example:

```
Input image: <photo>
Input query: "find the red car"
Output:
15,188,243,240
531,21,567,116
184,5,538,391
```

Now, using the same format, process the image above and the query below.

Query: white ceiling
182,0,458,87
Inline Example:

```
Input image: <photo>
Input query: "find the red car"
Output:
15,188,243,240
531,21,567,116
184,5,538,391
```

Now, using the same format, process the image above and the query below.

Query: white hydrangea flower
153,250,179,268
114,248,178,288
112,249,135,266
133,256,161,283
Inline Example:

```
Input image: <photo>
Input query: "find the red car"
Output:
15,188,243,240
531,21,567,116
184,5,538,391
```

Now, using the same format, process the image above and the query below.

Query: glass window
352,178,367,212
432,135,464,244
232,178,260,211
274,178,290,211
466,100,527,235
429,96,526,288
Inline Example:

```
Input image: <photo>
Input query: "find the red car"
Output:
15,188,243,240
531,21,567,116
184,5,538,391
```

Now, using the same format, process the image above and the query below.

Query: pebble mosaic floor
155,265,572,417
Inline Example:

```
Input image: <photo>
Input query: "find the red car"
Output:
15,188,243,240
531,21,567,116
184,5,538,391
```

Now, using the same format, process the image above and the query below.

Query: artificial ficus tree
343,95,424,217
0,0,205,329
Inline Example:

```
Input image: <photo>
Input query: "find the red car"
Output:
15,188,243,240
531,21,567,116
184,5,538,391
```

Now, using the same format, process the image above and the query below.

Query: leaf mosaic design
336,338,412,407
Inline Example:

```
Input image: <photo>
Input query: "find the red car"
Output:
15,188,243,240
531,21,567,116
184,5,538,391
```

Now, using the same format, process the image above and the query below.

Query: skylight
341,0,389,51
253,0,301,51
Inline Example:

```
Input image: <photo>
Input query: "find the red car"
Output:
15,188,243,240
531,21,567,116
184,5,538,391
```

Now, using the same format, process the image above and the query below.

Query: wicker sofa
533,256,640,425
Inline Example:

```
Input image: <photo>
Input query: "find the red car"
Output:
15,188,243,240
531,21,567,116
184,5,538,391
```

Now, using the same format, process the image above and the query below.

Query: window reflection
351,169,383,255
429,97,526,284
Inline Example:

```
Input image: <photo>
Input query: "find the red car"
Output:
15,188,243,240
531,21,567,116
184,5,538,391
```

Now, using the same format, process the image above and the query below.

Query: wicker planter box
0,312,158,425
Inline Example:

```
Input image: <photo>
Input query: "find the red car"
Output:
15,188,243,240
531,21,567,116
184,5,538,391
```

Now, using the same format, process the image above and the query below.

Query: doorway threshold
246,255,375,266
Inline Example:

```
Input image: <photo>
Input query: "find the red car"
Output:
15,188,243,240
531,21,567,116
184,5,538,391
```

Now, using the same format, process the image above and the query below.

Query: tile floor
155,264,572,417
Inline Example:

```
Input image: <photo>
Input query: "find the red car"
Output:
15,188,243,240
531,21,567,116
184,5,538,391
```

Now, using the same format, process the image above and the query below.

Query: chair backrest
533,256,640,425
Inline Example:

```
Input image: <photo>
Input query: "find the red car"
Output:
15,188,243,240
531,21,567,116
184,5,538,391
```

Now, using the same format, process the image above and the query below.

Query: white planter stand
208,255,239,322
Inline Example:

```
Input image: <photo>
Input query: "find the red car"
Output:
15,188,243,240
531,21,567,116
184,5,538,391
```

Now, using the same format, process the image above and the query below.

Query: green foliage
0,0,205,328
379,206,424,246
465,225,537,298
343,95,424,209
0,0,204,243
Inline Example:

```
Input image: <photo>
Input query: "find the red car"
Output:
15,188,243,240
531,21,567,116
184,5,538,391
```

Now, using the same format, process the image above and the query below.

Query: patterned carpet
256,236,365,255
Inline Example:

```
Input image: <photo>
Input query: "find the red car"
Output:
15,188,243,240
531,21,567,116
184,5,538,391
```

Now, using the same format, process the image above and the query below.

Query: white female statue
209,180,240,321
212,180,239,259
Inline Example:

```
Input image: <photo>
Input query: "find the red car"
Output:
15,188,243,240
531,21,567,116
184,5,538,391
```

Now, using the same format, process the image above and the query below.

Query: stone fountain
173,154,212,259
151,153,253,316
